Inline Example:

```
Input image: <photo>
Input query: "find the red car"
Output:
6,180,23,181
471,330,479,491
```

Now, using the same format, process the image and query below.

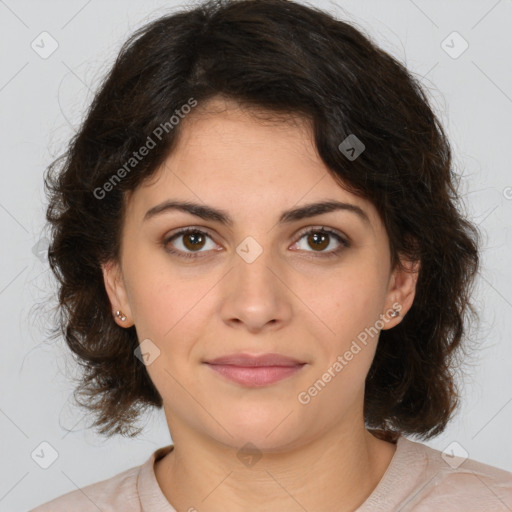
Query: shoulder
402,437,512,509
29,464,141,512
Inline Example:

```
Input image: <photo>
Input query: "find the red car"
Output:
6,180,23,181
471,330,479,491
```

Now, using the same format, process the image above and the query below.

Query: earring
390,306,400,318
115,310,127,322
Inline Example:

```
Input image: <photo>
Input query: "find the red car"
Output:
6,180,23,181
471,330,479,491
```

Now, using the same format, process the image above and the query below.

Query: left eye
163,226,349,259
292,227,349,257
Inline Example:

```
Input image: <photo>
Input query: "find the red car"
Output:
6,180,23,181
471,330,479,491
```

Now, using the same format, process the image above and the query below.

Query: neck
154,420,397,512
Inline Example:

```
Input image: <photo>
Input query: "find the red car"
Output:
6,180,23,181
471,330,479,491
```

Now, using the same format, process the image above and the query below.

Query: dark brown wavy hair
43,0,480,441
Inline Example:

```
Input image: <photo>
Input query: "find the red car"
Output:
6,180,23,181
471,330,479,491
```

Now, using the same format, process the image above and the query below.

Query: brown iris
182,231,206,251
307,231,330,251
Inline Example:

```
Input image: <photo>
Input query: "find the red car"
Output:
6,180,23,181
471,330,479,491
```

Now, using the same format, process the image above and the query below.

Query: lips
203,352,307,387
204,352,305,367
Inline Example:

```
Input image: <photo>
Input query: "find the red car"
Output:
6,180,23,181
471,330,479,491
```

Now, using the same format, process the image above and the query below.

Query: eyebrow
143,199,371,226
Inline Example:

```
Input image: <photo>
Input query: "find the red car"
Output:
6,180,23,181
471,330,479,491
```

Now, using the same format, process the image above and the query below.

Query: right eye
163,227,218,259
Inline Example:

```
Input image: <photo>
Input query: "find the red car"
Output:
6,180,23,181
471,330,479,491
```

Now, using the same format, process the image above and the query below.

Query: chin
209,412,304,453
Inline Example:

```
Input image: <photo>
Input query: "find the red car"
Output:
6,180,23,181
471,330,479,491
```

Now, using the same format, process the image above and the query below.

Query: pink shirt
30,435,512,511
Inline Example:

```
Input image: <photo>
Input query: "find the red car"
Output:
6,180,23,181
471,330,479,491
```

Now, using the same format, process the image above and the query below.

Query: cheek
131,280,194,348
124,241,178,321
300,263,386,345
125,253,214,363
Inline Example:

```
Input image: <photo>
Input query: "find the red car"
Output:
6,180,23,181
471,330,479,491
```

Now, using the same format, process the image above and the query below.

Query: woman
31,0,512,510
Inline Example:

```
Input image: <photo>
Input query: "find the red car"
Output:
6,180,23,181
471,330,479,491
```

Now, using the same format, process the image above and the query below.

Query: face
103,97,418,453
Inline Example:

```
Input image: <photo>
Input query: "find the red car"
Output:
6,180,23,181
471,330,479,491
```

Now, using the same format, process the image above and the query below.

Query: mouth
203,352,307,387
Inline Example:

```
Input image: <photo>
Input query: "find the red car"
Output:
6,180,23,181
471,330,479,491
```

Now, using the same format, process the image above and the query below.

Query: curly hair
43,0,480,441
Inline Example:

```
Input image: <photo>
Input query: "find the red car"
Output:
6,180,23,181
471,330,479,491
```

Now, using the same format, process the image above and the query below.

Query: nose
219,240,293,334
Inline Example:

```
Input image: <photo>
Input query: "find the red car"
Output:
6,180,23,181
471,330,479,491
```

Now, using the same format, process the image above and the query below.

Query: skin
102,96,419,512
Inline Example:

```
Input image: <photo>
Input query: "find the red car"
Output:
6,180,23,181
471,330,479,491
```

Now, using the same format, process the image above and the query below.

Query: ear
101,260,134,327
381,255,420,330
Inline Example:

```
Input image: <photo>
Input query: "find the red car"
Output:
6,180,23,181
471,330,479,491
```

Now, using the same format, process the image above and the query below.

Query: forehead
125,99,382,232
169,98,319,170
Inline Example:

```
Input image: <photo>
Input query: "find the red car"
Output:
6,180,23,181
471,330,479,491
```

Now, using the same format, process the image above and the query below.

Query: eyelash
163,226,349,260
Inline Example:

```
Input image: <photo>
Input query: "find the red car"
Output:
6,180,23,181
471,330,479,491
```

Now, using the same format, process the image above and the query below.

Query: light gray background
1,0,511,510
